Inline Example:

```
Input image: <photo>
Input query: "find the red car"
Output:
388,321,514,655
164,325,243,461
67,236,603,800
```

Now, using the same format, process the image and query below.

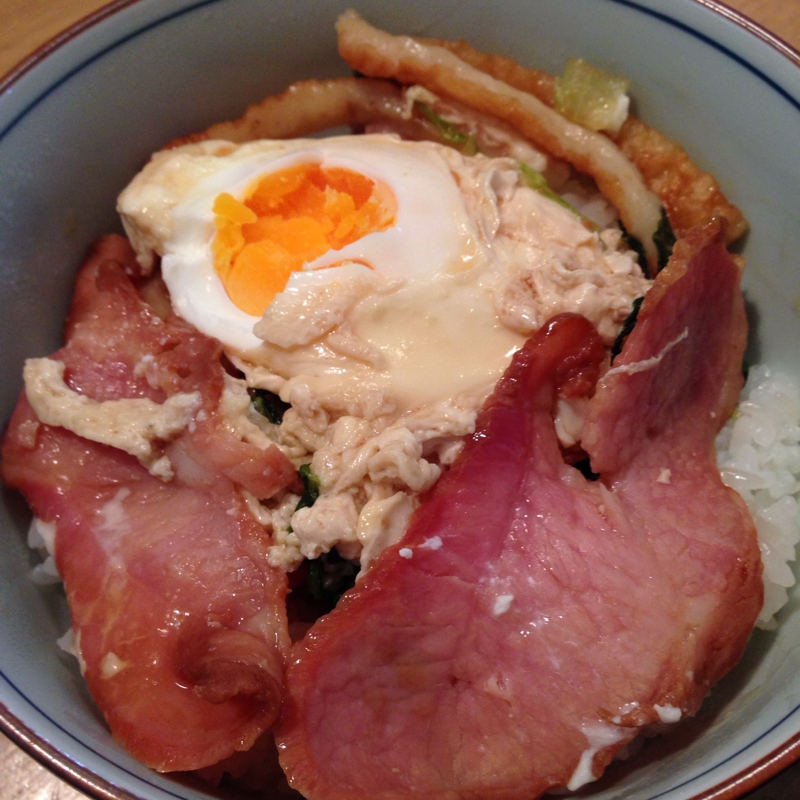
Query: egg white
120,135,487,354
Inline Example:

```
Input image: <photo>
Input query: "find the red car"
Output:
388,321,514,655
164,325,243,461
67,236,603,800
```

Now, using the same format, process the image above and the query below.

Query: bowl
1,1,799,798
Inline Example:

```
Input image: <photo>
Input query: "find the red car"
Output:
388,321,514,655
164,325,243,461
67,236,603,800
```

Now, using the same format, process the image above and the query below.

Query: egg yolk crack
213,162,396,316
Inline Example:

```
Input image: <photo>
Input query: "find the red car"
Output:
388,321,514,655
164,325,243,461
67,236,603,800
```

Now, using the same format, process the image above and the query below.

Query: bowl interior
1,1,799,798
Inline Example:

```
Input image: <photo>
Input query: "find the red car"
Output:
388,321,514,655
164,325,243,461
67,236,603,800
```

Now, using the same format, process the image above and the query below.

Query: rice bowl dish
1,2,800,799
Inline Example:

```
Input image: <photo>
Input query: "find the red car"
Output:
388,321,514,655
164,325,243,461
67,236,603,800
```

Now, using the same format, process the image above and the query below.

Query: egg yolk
212,162,396,316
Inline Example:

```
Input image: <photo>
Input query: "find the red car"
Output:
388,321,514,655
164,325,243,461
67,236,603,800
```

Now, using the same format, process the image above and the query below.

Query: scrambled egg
110,135,651,570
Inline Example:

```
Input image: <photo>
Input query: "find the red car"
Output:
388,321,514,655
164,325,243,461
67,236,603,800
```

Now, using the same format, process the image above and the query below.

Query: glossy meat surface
2,236,296,772
276,222,762,799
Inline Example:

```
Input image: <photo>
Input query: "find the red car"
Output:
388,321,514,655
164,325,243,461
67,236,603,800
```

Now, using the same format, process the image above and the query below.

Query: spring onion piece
287,463,321,534
415,101,603,232
618,220,650,279
307,550,360,608
418,99,613,236
554,58,631,135
519,163,601,231
415,102,479,155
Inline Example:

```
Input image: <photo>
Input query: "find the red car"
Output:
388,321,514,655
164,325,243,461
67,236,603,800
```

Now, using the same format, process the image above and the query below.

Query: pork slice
275,224,761,799
3,402,288,771
582,221,761,698
1,235,298,771
56,234,297,498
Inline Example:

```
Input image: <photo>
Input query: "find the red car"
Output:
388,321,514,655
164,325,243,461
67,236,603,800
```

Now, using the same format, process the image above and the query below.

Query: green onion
307,550,360,608
519,163,600,231
415,102,479,156
295,463,320,512
415,102,601,233
618,220,650,279
286,463,321,534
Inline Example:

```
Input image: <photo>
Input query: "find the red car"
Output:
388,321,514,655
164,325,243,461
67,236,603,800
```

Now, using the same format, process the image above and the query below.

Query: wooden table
1,1,799,798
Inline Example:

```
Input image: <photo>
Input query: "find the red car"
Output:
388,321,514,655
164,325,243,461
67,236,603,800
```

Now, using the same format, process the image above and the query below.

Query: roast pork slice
2,236,297,771
275,221,762,799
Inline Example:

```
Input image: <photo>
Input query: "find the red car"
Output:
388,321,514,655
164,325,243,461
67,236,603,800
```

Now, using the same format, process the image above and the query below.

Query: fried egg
118,135,530,410
118,134,644,413
119,136,487,349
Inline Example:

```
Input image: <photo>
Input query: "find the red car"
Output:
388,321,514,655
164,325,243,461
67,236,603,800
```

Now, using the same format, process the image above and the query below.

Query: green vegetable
307,550,360,608
610,296,644,363
519,163,600,231
295,463,321,512
415,102,479,156
286,463,321,534
250,389,290,424
653,208,676,272
415,102,601,232
618,220,650,279
554,58,631,135
415,99,613,239
620,209,674,277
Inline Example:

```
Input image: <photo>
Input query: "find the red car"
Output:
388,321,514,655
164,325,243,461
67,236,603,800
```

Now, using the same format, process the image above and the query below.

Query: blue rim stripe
1,665,196,798
1,1,799,798
1,0,798,144
6,661,800,800
0,0,217,143
646,702,800,798
613,0,800,112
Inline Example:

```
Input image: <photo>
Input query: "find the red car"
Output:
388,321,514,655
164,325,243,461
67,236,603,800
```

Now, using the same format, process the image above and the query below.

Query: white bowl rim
1,1,799,799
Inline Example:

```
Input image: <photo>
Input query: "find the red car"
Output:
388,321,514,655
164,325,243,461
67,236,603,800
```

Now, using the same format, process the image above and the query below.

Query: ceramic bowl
1,1,799,798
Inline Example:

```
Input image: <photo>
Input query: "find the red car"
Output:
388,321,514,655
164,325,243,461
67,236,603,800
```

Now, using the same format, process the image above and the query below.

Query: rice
26,516,60,585
717,364,800,628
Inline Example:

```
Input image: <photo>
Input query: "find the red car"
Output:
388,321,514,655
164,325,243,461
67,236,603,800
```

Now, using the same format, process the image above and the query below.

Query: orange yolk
212,162,396,316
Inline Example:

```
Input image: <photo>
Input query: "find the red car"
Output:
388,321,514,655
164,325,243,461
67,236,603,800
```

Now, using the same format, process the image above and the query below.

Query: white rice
26,516,60,585
717,364,800,628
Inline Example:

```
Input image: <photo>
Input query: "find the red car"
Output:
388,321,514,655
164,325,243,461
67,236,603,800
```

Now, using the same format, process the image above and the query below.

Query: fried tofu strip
421,34,746,243
174,74,549,169
172,77,406,146
613,117,747,242
420,37,556,106
336,9,663,268
176,12,745,252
